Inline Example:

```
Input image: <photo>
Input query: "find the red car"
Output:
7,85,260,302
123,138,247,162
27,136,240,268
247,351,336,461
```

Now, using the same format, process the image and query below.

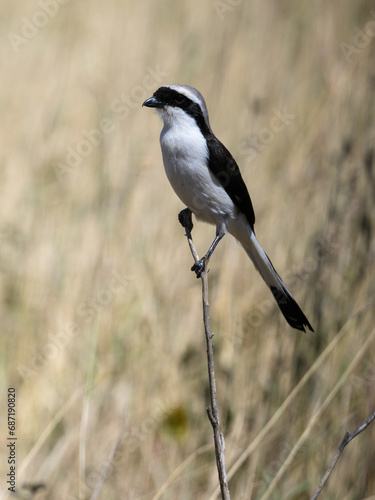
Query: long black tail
269,285,313,332
241,230,314,333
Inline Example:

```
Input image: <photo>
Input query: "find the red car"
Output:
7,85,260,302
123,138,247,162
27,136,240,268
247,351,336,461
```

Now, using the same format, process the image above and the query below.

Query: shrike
143,85,313,333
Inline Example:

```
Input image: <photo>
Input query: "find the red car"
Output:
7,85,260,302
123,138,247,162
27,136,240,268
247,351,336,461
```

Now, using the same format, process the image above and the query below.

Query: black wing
205,134,255,230
179,96,256,229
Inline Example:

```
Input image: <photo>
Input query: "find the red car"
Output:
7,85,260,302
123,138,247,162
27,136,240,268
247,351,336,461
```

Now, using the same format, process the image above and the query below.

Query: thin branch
178,208,230,500
261,327,375,500
310,410,375,500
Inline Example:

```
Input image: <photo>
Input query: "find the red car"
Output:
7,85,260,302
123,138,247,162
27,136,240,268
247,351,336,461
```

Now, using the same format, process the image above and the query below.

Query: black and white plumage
143,85,313,333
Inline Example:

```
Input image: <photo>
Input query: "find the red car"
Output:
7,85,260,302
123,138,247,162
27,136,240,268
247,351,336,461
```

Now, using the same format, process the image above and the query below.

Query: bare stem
310,409,375,499
178,208,230,500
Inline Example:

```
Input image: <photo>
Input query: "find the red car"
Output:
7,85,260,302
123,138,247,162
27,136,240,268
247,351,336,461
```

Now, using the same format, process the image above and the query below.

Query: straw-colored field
1,1,375,499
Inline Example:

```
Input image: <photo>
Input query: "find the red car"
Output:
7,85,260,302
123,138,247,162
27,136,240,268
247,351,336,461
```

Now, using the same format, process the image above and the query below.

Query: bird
143,85,313,333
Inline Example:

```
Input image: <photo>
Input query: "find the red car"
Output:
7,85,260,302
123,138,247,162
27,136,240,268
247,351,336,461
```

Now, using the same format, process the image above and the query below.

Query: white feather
158,107,236,232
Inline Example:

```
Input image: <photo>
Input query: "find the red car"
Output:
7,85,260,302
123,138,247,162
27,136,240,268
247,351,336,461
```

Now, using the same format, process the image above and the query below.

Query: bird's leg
191,233,224,278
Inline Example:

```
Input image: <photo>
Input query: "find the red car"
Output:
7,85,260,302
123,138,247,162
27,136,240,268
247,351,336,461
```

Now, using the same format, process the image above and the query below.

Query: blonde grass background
1,1,375,499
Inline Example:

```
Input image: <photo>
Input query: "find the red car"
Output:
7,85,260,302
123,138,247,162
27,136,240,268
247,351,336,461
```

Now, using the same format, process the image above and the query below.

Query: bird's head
142,84,212,132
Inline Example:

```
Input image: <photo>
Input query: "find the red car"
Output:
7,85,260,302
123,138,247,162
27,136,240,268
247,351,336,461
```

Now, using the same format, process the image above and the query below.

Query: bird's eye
174,95,186,105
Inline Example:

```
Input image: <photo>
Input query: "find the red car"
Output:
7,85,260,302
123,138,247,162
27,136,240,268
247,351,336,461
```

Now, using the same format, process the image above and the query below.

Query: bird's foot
191,257,206,278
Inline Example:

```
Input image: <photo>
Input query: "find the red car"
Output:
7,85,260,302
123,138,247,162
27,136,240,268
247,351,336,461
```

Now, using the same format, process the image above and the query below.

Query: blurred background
1,1,375,499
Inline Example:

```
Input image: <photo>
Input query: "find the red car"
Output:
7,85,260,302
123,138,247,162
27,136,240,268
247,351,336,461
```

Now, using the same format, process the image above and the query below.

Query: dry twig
310,410,375,500
178,208,230,500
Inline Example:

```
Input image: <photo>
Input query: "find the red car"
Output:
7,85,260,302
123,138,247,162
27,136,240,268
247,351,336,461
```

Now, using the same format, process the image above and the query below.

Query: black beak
142,95,164,108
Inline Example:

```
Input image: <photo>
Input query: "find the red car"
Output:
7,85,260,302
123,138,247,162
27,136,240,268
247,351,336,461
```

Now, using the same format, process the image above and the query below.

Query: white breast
159,109,236,228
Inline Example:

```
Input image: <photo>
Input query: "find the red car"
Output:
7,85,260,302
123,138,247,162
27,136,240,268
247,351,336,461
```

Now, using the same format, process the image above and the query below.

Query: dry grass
1,1,375,499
